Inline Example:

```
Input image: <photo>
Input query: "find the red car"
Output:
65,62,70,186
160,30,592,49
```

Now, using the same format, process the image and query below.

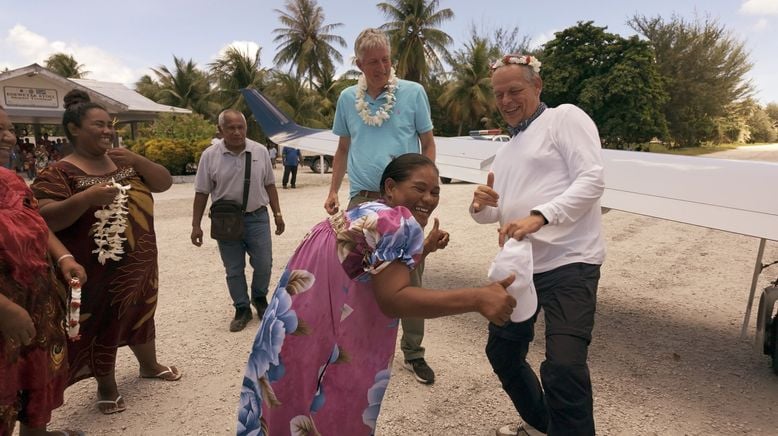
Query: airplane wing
242,88,778,241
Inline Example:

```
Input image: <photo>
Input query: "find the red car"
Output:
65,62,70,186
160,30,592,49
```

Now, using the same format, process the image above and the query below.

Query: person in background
268,145,277,169
324,27,439,385
1,103,87,436
32,89,180,416
470,54,606,436
237,154,516,436
191,109,285,332
281,147,301,189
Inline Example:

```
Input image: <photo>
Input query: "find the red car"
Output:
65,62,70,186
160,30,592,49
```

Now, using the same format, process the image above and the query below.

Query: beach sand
46,153,778,435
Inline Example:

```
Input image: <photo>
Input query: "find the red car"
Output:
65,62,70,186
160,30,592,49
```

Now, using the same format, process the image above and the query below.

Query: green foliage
273,0,347,88
438,33,496,135
378,0,455,84
765,103,778,126
45,53,88,78
266,72,329,129
151,56,215,119
629,14,754,146
126,113,217,174
747,105,778,143
540,22,668,148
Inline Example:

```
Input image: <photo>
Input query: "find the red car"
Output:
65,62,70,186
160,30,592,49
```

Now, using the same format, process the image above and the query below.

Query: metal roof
0,63,190,124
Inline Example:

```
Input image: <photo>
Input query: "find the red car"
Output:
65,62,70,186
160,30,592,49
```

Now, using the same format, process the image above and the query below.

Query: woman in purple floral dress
237,154,517,436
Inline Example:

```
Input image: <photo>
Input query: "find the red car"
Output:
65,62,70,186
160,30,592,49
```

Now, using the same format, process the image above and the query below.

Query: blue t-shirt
282,148,301,166
332,79,433,198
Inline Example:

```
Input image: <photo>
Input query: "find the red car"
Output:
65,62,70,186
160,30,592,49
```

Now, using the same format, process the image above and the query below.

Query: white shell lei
355,68,399,127
67,277,82,341
92,179,131,265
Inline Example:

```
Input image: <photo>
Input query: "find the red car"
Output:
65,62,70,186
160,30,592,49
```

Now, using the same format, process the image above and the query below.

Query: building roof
0,63,190,124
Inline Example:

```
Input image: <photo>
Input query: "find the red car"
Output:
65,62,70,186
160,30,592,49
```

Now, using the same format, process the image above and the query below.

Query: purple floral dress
237,202,424,436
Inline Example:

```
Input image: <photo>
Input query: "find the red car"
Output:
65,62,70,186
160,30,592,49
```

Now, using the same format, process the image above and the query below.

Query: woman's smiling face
384,164,440,226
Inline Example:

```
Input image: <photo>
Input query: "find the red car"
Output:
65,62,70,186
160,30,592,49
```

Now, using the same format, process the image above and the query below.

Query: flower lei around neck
355,68,399,127
92,179,131,265
491,54,542,73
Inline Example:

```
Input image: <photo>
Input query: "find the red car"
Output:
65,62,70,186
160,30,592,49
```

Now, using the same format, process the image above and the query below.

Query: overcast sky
2,0,777,104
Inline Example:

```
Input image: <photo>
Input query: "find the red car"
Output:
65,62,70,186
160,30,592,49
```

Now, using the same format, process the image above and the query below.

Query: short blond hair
354,28,390,61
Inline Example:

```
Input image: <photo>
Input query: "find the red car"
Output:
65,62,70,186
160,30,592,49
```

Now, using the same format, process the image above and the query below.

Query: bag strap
241,151,251,212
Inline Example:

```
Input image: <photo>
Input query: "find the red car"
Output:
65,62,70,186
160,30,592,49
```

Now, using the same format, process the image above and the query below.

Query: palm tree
266,72,328,129
377,0,454,84
135,74,162,101
44,53,88,78
152,56,214,118
209,45,270,139
273,0,347,89
439,35,495,135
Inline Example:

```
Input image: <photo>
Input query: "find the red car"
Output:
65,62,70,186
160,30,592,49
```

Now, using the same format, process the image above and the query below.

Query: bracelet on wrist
274,212,283,218
57,254,74,264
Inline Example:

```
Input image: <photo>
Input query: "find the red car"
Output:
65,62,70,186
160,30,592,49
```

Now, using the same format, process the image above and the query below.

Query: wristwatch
274,212,283,218
530,210,548,225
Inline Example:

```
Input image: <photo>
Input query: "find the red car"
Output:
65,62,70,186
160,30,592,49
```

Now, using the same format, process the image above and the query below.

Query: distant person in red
0,104,88,436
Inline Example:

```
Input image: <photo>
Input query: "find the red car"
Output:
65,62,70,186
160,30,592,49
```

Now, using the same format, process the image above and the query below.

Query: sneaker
496,422,544,436
402,358,435,384
229,307,252,332
252,297,268,319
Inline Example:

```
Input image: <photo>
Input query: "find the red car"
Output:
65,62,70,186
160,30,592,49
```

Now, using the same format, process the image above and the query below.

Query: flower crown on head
490,54,542,73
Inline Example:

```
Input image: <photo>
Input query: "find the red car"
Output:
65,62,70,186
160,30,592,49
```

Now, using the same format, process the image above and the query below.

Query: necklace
355,69,398,127
92,179,131,265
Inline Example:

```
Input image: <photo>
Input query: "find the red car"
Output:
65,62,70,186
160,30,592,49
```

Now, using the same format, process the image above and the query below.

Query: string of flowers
490,54,542,73
355,68,399,127
92,179,131,265
67,277,82,341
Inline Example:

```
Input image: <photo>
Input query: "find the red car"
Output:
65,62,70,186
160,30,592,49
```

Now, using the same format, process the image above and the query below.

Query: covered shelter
0,63,190,138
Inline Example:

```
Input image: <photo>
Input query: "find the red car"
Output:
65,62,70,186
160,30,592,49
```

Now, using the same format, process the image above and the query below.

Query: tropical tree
265,72,329,129
152,56,214,118
541,21,668,148
439,34,495,135
135,74,162,101
44,53,88,78
209,45,270,139
629,14,753,146
377,0,454,83
273,0,346,88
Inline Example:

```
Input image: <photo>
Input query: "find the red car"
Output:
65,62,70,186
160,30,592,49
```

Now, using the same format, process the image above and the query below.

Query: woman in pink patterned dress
238,154,517,435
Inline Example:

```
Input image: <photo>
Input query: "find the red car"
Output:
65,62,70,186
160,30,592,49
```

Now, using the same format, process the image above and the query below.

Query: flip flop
95,394,126,415
140,365,182,381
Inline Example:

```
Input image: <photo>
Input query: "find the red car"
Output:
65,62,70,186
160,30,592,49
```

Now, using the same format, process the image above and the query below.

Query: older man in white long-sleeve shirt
470,54,606,436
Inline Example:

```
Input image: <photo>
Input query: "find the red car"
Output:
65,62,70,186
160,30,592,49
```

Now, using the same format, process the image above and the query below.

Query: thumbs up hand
472,172,499,212
423,217,450,256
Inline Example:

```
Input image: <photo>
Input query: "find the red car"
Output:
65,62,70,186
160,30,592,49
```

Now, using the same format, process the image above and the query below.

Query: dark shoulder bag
209,151,251,240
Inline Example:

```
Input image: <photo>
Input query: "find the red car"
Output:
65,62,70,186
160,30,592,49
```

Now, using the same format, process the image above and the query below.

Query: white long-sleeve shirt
471,104,606,273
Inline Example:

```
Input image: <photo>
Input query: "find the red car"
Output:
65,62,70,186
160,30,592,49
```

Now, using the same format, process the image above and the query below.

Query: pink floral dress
237,201,424,436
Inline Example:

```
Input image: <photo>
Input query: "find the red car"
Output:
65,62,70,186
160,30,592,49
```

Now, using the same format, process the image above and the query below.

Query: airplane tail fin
240,88,322,141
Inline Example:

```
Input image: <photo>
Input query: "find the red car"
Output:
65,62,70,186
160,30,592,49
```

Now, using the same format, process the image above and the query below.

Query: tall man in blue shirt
324,28,438,384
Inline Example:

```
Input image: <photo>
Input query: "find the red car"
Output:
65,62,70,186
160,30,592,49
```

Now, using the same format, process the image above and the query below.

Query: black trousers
282,165,298,187
486,262,600,436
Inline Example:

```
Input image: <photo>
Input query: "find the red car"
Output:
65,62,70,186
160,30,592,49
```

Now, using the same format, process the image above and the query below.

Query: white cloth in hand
487,238,538,322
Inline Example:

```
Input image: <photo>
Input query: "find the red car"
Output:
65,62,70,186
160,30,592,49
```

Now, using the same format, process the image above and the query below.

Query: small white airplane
241,88,778,373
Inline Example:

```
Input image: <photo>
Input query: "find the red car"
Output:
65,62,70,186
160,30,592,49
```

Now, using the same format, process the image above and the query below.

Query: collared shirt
332,79,434,199
471,104,606,272
194,138,275,212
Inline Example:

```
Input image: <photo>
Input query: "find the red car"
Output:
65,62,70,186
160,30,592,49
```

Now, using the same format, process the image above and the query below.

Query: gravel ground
43,149,778,435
